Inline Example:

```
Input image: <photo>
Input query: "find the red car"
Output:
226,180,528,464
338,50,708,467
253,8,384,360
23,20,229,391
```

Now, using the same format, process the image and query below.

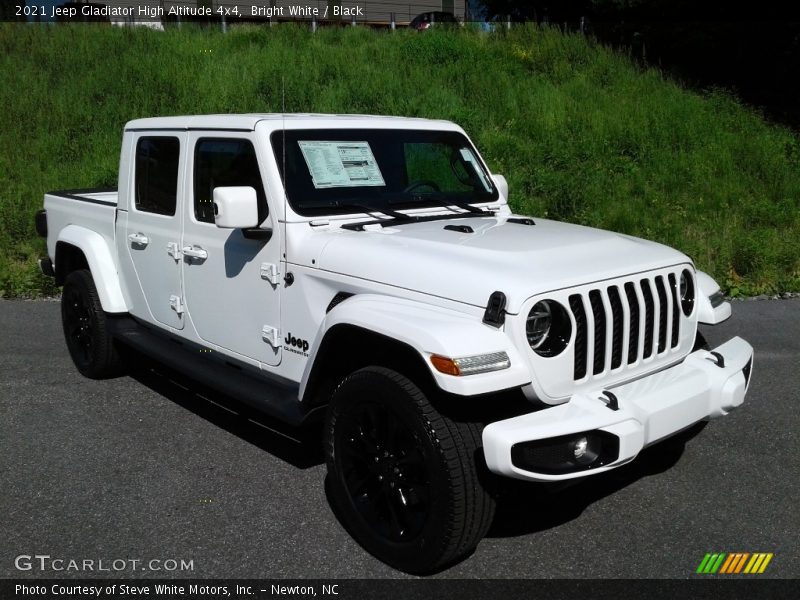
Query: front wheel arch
302,324,438,408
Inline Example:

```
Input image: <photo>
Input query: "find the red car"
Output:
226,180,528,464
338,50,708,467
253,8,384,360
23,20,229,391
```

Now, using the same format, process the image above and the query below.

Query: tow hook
599,390,619,411
706,351,726,368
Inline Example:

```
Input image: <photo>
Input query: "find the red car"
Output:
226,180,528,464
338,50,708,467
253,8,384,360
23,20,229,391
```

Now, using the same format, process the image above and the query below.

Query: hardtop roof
124,114,458,132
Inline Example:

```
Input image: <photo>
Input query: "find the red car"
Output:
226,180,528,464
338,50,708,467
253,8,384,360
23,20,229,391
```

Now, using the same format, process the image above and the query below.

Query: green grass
1,23,798,297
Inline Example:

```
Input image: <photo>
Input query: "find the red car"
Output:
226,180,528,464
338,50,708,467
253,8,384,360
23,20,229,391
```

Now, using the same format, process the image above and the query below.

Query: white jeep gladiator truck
37,114,754,573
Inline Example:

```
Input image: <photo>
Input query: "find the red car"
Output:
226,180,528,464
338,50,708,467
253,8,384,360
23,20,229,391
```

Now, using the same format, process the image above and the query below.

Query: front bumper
482,336,754,482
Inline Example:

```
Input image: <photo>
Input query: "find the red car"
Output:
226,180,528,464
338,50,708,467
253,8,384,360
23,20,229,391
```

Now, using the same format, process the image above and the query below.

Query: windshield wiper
390,195,494,216
436,198,494,215
341,202,409,221
297,201,408,222
334,199,496,232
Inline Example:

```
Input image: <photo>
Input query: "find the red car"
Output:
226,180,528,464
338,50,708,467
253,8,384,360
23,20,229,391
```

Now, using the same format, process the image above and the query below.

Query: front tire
61,269,123,379
693,331,710,352
324,367,495,574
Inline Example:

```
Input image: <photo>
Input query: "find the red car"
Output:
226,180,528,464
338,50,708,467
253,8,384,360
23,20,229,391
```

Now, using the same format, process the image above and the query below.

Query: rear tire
324,367,495,574
61,269,123,379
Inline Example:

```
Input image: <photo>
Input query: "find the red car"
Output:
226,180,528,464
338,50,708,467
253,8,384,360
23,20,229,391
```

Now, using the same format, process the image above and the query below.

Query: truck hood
315,216,690,313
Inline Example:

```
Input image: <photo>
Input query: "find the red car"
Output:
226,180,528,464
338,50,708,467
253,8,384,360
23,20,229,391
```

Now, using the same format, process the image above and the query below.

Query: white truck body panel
40,113,753,486
43,192,128,313
302,294,532,397
483,336,753,481
309,215,690,313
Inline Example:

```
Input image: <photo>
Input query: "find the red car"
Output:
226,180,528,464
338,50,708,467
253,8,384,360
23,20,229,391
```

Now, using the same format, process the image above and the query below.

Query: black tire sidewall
325,368,456,573
61,269,119,379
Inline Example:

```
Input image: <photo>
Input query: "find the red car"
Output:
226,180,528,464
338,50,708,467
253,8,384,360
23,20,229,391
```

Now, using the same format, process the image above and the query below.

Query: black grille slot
569,294,587,380
589,290,606,375
668,273,680,348
624,282,640,364
567,271,687,382
655,276,669,353
608,286,624,370
641,279,655,359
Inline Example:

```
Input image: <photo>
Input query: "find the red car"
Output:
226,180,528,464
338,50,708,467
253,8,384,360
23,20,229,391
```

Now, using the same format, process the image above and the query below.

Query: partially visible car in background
409,11,458,30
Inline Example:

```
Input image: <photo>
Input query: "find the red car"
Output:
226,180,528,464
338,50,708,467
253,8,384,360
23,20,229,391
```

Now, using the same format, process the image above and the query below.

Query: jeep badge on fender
284,332,309,353
37,114,754,574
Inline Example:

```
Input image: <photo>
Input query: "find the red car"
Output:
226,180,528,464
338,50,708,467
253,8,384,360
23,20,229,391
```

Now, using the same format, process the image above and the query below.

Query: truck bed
43,187,120,275
49,187,118,206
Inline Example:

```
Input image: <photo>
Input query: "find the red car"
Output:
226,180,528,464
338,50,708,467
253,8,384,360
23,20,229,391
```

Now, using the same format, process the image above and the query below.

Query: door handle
182,245,208,260
128,232,149,246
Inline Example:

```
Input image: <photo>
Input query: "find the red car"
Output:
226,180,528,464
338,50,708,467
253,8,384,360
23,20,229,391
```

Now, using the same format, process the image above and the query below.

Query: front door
181,133,282,366
125,134,186,330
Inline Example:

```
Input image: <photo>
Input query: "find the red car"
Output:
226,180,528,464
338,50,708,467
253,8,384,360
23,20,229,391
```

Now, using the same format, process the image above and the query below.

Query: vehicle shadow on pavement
487,421,707,538
126,358,325,470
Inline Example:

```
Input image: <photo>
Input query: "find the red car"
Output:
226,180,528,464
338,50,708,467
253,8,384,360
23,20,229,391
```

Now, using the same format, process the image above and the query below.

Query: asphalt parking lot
1,298,798,579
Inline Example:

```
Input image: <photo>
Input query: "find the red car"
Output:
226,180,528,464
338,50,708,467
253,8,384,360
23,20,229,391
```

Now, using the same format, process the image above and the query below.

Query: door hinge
260,262,280,285
169,294,184,315
261,326,280,348
167,242,182,261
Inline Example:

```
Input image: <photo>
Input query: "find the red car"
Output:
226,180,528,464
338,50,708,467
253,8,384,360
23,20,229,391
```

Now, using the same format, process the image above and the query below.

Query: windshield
271,129,499,217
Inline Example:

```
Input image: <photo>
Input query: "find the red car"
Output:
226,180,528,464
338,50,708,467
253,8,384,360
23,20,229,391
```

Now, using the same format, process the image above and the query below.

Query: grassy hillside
1,23,798,297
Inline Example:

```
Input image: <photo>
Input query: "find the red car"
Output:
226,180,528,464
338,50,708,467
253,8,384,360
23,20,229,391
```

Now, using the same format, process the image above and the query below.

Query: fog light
572,437,588,459
510,431,620,475
570,435,601,466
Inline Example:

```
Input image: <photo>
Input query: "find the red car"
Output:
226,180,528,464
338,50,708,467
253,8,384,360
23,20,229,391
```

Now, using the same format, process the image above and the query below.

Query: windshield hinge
169,295,184,316
166,242,182,261
260,262,280,285
262,326,280,348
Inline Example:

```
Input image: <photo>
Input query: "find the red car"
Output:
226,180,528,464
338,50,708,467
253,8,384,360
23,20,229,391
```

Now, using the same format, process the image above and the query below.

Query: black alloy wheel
61,269,123,379
325,367,494,574
63,282,94,368
336,398,431,542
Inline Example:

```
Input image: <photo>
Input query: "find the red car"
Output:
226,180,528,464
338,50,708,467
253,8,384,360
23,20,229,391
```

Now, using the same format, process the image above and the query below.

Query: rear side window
193,139,267,224
134,137,180,216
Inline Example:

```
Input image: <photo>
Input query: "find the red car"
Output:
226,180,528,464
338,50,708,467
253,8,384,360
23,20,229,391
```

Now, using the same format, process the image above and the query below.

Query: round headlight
527,300,572,357
679,269,695,316
526,301,552,349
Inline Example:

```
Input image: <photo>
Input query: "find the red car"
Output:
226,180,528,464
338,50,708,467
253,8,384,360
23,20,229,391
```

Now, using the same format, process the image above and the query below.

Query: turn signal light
430,355,461,376
430,352,511,376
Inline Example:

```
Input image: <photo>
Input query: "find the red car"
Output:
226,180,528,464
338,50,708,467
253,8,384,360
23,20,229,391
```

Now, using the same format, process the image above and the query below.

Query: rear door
181,132,282,366
125,134,186,330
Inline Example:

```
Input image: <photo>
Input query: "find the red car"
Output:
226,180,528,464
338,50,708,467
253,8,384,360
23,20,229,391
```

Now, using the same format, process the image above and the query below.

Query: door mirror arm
242,226,273,241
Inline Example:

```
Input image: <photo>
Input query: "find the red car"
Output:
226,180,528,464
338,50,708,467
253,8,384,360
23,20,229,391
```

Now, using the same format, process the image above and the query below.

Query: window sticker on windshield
459,147,493,192
299,141,386,189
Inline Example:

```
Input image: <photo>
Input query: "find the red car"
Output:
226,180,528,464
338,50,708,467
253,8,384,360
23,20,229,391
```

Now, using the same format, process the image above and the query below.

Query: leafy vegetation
0,23,797,297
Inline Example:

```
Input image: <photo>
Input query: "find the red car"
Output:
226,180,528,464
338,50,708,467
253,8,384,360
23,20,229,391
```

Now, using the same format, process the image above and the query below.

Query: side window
194,139,267,224
134,137,180,216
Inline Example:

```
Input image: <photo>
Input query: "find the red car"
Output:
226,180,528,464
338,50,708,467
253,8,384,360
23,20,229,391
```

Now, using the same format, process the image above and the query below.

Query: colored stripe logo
696,552,774,574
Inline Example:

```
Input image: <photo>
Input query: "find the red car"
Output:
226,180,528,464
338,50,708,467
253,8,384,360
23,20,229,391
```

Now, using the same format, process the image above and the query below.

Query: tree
2,1,27,21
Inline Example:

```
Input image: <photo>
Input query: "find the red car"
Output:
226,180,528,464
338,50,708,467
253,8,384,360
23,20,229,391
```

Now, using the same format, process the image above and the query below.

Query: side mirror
492,174,509,201
213,186,259,229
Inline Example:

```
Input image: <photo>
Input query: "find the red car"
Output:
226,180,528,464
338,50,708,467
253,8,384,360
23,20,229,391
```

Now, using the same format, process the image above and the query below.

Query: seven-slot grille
568,272,683,381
